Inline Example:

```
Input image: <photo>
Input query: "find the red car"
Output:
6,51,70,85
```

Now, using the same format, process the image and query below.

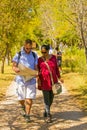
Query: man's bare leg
25,99,32,115
19,100,25,107
24,98,32,122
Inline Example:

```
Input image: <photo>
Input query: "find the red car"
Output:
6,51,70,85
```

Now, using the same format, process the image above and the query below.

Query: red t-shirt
38,55,60,91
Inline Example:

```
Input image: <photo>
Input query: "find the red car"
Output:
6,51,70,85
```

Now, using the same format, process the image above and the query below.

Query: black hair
55,46,59,51
25,39,32,45
41,44,50,51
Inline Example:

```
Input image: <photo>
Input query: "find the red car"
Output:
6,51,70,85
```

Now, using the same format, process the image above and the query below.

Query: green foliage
38,0,71,43
63,46,86,73
60,29,80,46
80,85,87,96
0,0,87,73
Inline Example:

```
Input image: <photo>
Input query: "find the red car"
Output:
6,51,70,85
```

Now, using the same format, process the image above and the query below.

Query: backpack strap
18,51,21,61
18,51,36,61
32,51,36,59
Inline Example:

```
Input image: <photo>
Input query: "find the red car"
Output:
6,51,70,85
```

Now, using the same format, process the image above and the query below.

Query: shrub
62,46,87,73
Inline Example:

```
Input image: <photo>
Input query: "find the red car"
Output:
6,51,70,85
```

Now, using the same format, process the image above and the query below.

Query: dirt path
0,81,87,130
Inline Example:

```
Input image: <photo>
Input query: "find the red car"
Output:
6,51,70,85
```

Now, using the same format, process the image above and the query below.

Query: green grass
63,72,87,111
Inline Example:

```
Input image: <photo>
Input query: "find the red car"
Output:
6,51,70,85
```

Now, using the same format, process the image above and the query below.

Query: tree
0,0,32,73
38,0,72,48
66,0,87,63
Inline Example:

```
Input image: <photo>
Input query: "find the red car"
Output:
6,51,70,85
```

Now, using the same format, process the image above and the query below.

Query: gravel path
0,81,87,130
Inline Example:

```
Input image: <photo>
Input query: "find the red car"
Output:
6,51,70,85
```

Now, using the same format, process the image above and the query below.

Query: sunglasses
41,51,47,54
25,48,32,50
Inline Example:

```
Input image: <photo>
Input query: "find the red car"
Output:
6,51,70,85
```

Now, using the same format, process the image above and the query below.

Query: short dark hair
41,44,50,51
55,46,59,51
25,39,32,45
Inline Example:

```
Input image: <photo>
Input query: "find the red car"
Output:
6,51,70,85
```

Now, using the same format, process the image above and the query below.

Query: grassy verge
62,72,87,111
0,64,15,101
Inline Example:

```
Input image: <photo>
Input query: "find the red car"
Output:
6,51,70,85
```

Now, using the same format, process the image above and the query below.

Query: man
55,46,62,74
12,39,38,122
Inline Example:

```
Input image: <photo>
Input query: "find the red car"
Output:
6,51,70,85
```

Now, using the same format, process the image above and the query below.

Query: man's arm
12,62,20,73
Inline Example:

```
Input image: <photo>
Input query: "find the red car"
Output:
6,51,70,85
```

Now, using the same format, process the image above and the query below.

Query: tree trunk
85,47,87,64
1,57,5,74
1,48,7,73
52,38,57,49
7,51,10,65
80,22,87,63
5,43,10,66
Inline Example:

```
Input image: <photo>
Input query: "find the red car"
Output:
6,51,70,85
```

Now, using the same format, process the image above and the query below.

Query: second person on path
38,44,63,123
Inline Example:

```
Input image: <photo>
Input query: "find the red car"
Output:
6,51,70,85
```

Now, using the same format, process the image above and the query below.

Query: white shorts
16,83,36,100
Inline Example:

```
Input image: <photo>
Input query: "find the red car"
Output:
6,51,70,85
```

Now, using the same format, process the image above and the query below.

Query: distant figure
55,47,62,74
49,46,53,54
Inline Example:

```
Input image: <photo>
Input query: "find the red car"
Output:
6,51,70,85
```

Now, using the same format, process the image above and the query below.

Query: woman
38,44,63,123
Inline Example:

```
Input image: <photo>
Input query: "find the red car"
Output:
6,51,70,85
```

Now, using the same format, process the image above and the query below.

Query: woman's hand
59,78,64,83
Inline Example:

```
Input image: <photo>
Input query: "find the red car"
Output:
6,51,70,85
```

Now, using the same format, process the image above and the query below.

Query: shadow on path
0,82,87,130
